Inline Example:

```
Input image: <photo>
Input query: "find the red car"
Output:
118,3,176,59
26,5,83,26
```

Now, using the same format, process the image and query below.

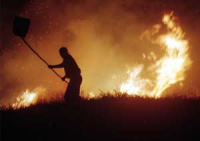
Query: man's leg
64,75,82,102
64,81,72,102
74,75,82,100
70,75,82,101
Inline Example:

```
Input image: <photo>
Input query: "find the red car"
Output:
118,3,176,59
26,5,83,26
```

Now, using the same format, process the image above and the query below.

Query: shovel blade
13,16,30,37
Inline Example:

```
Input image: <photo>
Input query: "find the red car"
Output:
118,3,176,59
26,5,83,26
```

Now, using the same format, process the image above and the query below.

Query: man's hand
48,65,53,69
61,77,66,81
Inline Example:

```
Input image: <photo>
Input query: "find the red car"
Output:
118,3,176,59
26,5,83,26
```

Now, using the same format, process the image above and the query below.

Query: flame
120,65,152,96
120,12,192,97
12,87,46,109
12,89,37,109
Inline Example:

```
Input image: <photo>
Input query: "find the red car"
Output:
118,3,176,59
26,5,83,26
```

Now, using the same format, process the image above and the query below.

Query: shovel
13,16,68,83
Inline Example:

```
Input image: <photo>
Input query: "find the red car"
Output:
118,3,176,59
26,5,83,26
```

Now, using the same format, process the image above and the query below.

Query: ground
1,96,200,141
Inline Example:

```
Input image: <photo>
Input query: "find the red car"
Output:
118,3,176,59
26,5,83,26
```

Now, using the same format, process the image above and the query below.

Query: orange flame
120,12,192,97
12,87,46,109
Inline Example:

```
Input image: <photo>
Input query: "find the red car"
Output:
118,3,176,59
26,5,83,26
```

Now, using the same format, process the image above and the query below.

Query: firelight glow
120,12,192,97
11,12,192,109
12,89,37,109
12,87,47,109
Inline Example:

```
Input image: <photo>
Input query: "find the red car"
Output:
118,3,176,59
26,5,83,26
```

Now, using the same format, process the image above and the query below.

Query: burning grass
1,90,199,111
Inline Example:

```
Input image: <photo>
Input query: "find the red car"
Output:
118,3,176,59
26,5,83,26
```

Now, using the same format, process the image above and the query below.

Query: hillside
1,97,200,140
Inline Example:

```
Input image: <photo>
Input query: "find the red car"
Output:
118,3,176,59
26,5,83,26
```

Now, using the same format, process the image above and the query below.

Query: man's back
63,54,81,78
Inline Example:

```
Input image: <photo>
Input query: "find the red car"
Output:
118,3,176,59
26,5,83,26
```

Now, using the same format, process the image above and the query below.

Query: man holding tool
13,16,82,102
48,47,82,102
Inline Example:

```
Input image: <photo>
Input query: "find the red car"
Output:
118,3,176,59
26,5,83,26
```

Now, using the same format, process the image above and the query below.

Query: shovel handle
21,37,68,84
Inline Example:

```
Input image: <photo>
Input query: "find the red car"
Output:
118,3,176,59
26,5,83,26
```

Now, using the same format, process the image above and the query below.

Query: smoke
1,0,200,105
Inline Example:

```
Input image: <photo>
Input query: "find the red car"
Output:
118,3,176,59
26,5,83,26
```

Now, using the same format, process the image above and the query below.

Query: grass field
1,96,200,140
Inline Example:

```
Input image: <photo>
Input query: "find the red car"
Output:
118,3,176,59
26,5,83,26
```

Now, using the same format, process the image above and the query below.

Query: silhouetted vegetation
1,96,200,141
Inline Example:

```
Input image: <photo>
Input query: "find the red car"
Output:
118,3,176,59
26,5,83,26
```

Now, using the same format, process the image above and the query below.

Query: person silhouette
48,47,82,102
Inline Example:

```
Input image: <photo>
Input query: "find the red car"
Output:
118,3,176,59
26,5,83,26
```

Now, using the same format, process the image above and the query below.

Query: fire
120,12,192,97
9,13,193,106
12,89,37,109
12,87,46,109
120,65,152,96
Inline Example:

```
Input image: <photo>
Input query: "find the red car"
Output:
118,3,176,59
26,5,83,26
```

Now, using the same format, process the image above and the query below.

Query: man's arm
48,62,64,69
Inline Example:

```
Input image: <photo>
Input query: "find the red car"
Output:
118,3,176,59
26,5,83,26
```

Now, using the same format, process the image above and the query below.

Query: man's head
59,47,68,58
